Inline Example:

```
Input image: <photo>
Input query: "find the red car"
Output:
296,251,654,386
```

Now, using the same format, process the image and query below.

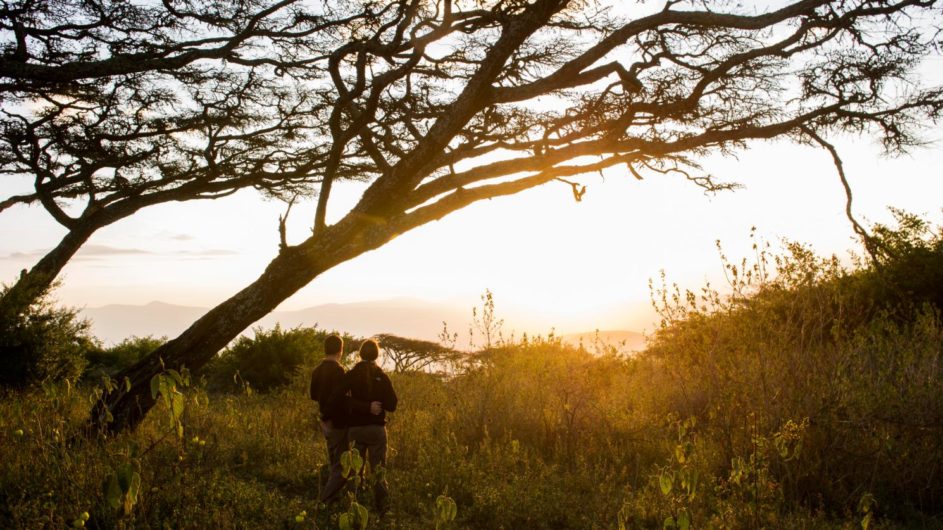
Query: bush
644,212,943,517
205,326,360,393
0,283,97,388
84,336,165,379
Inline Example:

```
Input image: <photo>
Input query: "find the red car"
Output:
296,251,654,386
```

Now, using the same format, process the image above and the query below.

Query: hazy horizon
78,296,650,350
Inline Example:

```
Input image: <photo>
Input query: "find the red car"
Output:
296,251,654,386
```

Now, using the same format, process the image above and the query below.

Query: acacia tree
376,333,462,373
0,0,381,322
15,0,933,432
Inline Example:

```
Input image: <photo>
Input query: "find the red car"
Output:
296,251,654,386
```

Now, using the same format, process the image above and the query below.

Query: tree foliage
0,0,350,316
0,282,95,387
84,336,166,379
205,325,362,393
375,333,462,373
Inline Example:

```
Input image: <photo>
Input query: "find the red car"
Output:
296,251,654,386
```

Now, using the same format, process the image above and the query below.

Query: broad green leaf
117,462,133,491
678,509,691,530
659,472,673,496
150,375,161,400
104,475,121,510
343,448,363,477
663,516,676,529
128,472,141,503
167,369,184,388
354,502,369,530
437,495,457,522
341,450,353,478
171,391,185,420
687,470,699,497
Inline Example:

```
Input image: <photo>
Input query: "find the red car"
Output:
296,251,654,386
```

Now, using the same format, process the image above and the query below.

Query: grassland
2,216,942,529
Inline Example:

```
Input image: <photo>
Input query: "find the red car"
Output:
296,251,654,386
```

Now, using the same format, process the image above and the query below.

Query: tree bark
0,221,99,322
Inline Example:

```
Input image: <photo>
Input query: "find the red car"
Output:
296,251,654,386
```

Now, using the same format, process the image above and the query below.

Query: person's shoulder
314,360,345,375
328,362,346,375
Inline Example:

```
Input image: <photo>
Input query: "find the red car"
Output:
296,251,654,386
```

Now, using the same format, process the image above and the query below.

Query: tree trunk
0,221,98,324
92,220,384,433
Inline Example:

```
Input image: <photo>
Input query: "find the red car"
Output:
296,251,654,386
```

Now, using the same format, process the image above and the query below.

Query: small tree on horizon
376,333,463,373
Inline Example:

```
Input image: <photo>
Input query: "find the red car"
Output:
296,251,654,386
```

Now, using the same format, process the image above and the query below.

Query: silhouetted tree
25,0,934,432
376,333,462,373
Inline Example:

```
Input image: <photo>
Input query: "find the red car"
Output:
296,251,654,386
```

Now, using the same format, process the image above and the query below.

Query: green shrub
205,326,360,393
0,283,97,388
84,336,166,379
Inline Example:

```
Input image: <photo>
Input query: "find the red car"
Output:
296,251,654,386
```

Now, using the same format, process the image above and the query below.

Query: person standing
336,339,398,513
309,334,379,503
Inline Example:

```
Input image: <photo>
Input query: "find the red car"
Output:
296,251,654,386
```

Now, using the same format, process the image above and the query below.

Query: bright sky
2,128,942,337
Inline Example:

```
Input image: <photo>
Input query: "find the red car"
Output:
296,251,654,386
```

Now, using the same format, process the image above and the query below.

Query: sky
2,128,942,338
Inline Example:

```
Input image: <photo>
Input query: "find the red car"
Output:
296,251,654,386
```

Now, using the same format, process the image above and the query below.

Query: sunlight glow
3,128,941,341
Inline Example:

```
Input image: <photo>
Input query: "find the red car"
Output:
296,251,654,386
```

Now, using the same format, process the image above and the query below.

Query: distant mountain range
81,299,646,352
80,298,468,345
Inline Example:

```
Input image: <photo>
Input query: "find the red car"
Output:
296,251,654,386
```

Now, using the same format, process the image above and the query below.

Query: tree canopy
376,333,462,373
3,0,940,432
0,0,361,317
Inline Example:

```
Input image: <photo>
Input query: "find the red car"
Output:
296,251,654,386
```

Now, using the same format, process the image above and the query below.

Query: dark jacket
309,359,370,427
335,361,398,426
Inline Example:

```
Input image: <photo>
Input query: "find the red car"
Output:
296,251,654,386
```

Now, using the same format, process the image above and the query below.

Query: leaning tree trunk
0,221,99,325
91,219,385,433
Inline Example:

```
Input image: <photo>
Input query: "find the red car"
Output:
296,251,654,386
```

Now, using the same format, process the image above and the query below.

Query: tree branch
801,125,881,262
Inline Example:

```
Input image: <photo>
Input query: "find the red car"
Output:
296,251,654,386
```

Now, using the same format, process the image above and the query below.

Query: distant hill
82,300,647,352
81,298,469,344
82,301,207,344
562,330,647,352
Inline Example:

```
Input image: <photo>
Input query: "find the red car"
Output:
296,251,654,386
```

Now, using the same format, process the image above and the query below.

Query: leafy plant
103,454,142,516
85,336,165,378
150,367,190,440
0,282,96,388
434,493,458,529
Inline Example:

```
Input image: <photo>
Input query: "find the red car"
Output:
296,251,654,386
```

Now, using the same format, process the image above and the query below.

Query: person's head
324,334,343,358
359,339,379,362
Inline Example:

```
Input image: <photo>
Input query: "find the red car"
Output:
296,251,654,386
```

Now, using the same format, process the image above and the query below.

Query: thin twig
278,195,298,251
